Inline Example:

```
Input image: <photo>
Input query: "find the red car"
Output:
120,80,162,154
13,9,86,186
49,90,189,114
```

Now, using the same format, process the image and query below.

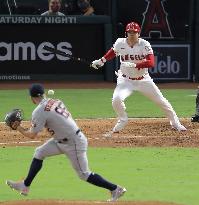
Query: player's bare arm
16,126,38,139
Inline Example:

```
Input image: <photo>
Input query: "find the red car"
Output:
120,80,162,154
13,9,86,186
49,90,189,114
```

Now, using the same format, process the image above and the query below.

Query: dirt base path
1,118,199,148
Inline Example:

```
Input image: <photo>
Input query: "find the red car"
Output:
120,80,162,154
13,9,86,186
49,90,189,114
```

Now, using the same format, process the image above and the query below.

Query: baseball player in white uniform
91,21,186,134
6,83,126,202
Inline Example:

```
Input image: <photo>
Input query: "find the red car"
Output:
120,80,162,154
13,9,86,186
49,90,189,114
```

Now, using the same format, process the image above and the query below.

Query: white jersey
113,38,153,78
31,98,79,140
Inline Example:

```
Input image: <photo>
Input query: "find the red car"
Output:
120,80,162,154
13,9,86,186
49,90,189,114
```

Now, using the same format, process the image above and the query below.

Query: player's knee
77,171,91,181
33,146,46,160
112,96,122,108
121,117,128,123
112,97,127,113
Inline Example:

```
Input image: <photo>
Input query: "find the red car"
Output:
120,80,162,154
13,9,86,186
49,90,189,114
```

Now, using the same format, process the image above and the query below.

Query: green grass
0,88,198,204
0,88,196,120
1,147,199,205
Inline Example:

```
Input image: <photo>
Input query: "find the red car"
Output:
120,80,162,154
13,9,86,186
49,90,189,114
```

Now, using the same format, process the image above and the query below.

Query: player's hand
91,57,106,69
121,62,136,68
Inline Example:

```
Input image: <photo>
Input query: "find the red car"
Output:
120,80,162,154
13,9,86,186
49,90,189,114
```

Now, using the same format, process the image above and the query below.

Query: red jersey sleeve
135,54,155,69
103,48,116,61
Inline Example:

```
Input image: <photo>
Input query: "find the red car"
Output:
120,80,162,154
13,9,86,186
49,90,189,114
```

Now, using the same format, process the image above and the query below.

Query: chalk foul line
0,140,41,145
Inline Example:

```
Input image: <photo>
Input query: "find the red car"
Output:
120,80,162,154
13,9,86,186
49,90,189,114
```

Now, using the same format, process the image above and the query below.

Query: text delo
150,56,180,74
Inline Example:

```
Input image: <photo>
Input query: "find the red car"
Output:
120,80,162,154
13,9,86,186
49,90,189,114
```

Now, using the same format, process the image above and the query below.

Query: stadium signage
150,44,190,80
0,41,72,61
152,56,180,74
0,16,77,24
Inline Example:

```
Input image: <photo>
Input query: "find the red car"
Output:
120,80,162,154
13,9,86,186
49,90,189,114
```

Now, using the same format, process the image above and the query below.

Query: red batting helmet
125,22,141,33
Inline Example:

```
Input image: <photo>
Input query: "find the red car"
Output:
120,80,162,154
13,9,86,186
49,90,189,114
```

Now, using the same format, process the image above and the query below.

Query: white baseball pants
112,74,181,131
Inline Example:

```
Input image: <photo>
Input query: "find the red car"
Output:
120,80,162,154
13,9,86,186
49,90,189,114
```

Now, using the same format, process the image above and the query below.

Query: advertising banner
0,24,105,80
150,44,191,81
0,23,191,82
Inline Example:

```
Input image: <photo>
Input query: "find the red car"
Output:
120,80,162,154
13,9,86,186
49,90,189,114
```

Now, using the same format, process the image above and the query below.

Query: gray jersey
31,98,79,140
32,98,90,180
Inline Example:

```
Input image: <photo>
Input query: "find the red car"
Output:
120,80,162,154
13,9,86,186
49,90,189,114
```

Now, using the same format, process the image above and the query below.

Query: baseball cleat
112,119,128,133
102,130,119,138
191,114,199,122
172,124,187,132
6,180,29,196
107,185,127,202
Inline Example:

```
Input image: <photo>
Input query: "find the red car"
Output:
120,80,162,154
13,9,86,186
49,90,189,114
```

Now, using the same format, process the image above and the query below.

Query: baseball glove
5,109,23,130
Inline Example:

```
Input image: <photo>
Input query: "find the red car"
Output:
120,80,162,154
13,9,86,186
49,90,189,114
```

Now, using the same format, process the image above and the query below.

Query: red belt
122,74,144,80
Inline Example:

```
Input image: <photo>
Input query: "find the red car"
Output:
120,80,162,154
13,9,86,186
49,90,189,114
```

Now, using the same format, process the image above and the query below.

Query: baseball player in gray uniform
6,83,126,202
